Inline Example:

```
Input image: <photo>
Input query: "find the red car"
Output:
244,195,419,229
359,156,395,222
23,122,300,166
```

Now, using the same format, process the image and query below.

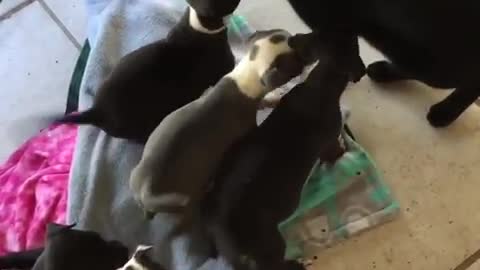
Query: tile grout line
0,0,36,21
37,0,82,50
453,248,480,270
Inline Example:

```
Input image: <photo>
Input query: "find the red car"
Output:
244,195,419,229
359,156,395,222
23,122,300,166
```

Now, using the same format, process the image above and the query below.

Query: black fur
187,0,240,18
287,0,480,127
0,248,43,269
0,223,129,270
56,6,237,143
203,32,355,270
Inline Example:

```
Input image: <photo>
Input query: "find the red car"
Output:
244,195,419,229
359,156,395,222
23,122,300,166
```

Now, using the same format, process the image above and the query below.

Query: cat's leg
350,54,366,83
366,61,411,83
349,38,366,83
427,86,480,127
319,139,346,164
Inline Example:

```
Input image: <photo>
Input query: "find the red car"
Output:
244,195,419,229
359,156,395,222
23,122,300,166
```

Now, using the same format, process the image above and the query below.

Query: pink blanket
0,124,76,255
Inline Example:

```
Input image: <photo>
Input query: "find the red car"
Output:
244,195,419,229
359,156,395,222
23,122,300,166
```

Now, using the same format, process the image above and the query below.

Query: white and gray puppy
117,246,164,270
129,29,307,221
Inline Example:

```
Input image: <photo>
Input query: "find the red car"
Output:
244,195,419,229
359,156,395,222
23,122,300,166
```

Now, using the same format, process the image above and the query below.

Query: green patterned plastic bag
278,128,400,261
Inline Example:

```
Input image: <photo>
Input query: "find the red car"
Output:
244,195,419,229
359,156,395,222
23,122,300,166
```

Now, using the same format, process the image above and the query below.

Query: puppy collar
189,6,227,34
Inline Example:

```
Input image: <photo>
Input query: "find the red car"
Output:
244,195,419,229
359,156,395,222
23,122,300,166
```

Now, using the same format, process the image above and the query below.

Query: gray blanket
68,0,307,269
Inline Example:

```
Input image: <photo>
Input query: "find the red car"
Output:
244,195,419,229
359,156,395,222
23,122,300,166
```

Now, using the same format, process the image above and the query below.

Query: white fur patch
140,185,191,211
136,245,153,252
227,30,293,98
188,6,226,34
259,90,283,109
117,258,145,270
152,193,190,207
116,246,152,270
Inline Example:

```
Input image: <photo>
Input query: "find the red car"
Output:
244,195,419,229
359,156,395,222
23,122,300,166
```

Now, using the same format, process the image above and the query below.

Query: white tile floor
42,0,87,44
0,0,86,162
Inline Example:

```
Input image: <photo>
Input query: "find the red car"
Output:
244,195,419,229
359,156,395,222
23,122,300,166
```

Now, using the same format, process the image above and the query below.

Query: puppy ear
46,223,76,236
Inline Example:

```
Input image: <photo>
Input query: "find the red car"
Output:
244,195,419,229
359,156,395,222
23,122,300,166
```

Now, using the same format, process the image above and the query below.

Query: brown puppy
56,0,240,143
129,30,307,225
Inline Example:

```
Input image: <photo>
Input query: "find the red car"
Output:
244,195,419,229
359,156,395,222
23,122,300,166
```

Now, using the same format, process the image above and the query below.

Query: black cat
287,0,480,127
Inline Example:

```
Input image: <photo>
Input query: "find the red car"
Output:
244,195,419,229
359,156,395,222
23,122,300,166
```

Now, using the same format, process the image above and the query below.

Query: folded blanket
0,124,76,255
69,1,256,269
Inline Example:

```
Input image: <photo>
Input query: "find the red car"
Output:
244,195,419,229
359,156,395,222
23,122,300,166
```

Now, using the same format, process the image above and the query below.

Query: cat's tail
54,108,100,126
0,248,44,269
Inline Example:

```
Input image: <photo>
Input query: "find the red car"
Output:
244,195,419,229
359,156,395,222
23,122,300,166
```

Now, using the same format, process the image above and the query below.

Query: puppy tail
55,109,100,126
0,248,44,269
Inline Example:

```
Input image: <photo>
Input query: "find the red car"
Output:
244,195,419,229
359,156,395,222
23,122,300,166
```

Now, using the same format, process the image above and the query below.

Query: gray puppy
129,30,307,222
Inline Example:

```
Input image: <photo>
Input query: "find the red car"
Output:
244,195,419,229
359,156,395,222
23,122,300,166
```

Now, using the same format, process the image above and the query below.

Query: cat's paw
366,61,405,83
427,103,458,127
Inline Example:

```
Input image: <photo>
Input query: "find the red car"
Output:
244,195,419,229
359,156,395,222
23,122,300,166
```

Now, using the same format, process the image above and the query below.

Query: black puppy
287,0,480,127
0,223,129,270
203,32,355,270
57,0,240,143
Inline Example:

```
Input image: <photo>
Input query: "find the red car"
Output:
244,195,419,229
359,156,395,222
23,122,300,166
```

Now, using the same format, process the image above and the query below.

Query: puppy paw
427,103,458,127
366,61,405,83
